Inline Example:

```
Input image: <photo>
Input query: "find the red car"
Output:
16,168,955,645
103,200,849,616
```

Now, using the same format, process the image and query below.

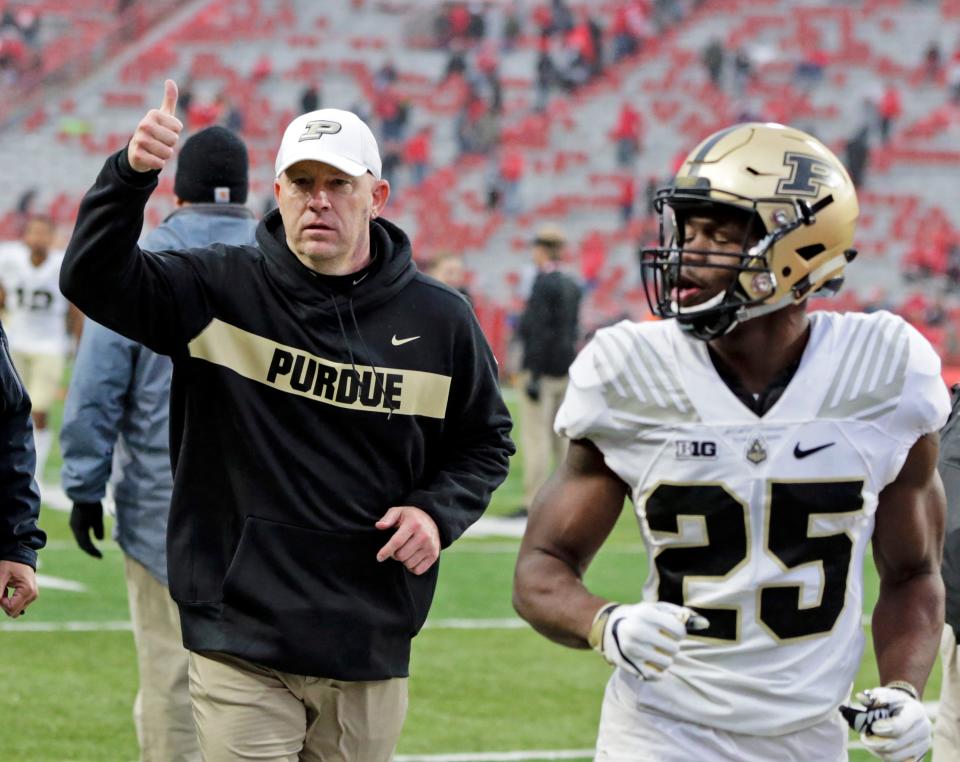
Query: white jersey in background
0,241,69,356
556,310,950,736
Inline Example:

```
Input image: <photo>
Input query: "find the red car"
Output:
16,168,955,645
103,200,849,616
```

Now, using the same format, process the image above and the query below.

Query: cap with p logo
275,109,382,179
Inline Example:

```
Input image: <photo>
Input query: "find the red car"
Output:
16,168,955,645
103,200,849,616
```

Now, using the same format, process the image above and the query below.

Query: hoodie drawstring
325,292,397,420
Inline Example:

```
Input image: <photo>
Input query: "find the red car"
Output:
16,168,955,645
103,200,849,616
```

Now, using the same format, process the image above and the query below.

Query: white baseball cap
275,108,382,179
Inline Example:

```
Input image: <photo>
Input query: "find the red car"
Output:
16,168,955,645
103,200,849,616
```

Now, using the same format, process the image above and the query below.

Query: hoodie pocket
219,516,425,670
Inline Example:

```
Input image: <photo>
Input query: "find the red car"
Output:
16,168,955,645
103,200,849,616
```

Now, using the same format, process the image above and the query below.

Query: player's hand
70,501,104,559
593,601,709,681
375,506,440,575
0,560,38,617
127,79,182,172
840,685,931,762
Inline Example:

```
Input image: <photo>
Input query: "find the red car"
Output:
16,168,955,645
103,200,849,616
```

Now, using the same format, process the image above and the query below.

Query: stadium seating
1,0,959,365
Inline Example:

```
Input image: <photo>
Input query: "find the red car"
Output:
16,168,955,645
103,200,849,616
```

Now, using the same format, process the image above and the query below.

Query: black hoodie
61,151,514,679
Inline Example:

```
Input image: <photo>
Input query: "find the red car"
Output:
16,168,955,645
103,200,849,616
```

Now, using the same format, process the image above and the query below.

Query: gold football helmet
640,122,859,340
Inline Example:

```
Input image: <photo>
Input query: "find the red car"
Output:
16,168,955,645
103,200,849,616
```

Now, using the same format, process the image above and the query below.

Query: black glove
525,376,541,402
70,501,104,559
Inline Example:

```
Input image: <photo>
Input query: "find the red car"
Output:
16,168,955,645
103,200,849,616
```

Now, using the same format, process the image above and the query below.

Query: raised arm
60,80,212,355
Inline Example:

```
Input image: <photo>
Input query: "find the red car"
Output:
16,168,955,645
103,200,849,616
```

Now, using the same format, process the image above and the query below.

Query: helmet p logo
777,152,840,197
299,120,342,142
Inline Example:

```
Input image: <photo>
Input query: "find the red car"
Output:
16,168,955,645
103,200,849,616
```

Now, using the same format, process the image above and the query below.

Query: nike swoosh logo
391,334,421,346
793,442,835,459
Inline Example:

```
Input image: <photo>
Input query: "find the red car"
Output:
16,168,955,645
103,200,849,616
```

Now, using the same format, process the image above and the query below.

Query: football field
0,392,939,761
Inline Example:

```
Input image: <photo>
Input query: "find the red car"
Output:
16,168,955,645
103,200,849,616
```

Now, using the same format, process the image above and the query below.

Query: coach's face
275,160,389,275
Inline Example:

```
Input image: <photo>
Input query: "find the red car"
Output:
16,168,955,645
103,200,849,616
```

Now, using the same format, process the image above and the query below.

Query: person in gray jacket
59,125,257,762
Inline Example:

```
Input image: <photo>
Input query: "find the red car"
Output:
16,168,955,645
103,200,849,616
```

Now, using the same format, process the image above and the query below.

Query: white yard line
35,574,88,592
396,752,594,762
0,620,132,632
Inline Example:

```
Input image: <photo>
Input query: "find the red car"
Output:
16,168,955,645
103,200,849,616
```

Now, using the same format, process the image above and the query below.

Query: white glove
840,685,931,762
590,601,709,681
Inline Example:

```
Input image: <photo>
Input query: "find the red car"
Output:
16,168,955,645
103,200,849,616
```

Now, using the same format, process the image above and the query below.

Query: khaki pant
935,625,960,760
188,651,408,762
10,350,63,412
124,555,200,762
518,371,569,507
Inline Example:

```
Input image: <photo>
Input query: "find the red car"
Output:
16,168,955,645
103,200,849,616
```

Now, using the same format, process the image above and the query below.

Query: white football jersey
556,310,950,736
0,242,69,356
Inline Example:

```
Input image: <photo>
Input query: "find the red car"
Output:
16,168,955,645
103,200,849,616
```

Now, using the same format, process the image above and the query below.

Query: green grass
0,390,939,760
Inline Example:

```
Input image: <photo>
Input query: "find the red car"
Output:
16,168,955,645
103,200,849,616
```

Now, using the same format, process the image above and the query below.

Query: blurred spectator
404,127,431,187
618,174,636,226
580,230,607,290
380,139,403,189
514,225,581,516
467,1,486,41
177,77,194,124
457,92,499,155
702,37,725,88
585,10,604,80
925,40,943,82
611,2,646,62
844,124,870,188
442,40,468,82
549,0,575,35
187,96,221,131
13,6,40,47
448,2,471,43
427,252,472,305
534,41,557,111
499,147,526,216
502,2,522,52
611,101,643,167
374,59,398,92
250,53,272,83
733,47,753,95
216,92,244,133
653,0,684,31
532,3,553,36
645,176,659,218
484,155,501,210
878,84,902,144
795,46,827,90
300,83,320,114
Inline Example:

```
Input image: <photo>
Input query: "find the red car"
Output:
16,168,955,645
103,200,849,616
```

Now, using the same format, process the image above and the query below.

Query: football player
0,215,81,477
513,122,947,762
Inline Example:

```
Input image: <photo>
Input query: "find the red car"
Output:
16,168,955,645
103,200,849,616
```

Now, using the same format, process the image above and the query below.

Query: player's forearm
513,550,607,649
872,570,944,696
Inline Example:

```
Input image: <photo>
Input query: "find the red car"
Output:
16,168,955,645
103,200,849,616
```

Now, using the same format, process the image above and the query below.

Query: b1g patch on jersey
675,440,717,460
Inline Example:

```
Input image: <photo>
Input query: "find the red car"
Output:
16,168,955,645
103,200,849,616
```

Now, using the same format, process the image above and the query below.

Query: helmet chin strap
735,292,795,324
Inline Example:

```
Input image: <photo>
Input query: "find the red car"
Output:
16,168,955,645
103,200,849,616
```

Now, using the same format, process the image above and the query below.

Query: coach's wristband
884,680,920,701
588,602,620,651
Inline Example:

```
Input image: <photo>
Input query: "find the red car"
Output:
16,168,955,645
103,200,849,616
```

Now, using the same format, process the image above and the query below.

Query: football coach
61,79,514,760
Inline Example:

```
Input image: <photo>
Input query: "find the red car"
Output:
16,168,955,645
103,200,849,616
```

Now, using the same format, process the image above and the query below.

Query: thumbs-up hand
127,79,183,173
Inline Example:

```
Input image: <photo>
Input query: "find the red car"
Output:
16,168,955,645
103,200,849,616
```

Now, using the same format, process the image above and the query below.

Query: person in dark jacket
515,225,581,515
60,125,257,762
0,319,45,618
60,79,513,762
935,386,960,759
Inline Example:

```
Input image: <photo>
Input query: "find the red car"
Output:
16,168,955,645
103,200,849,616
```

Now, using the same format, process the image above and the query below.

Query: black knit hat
174,126,249,204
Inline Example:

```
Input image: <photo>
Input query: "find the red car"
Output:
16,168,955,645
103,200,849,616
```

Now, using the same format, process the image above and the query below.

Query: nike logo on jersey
793,442,835,459
391,335,421,346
